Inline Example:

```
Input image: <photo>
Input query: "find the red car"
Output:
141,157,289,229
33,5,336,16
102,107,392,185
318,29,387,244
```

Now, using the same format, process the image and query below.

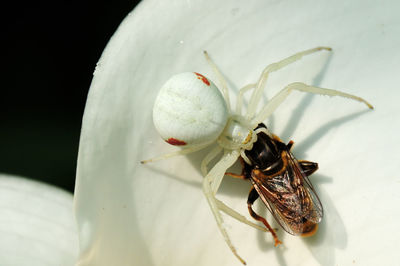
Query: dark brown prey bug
226,123,323,245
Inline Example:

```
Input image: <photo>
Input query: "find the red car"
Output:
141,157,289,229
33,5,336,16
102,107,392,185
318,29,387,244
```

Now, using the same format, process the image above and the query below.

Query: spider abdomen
153,72,228,146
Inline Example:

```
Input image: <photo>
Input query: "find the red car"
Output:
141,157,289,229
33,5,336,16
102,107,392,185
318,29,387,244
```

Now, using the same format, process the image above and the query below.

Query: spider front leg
202,149,246,264
252,82,373,125
201,145,223,176
247,47,332,119
236,83,255,115
202,148,267,230
203,51,231,112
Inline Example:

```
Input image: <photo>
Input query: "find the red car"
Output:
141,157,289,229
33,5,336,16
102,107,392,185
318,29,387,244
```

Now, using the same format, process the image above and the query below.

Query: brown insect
226,123,322,245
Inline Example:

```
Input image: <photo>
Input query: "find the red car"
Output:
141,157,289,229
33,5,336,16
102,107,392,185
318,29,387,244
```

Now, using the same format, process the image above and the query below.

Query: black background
2,1,140,193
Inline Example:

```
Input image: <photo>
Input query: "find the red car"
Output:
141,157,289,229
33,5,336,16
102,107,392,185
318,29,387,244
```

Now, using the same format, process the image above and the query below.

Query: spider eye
153,72,229,146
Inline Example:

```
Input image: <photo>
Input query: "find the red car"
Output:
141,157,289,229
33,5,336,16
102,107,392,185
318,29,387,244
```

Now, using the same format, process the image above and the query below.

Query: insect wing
250,150,323,235
287,151,323,223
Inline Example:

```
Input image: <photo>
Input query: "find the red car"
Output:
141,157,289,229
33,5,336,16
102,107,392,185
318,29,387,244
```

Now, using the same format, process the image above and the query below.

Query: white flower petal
75,1,400,265
0,174,78,266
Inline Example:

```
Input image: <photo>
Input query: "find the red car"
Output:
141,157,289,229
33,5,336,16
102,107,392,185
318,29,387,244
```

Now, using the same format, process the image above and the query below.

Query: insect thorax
243,126,284,169
217,115,258,151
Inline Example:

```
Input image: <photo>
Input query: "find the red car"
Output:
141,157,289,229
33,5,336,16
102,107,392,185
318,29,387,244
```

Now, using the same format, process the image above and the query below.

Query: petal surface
0,174,78,266
75,1,400,266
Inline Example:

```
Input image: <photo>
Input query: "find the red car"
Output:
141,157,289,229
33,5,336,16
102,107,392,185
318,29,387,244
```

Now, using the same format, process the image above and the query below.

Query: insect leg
247,187,282,246
203,51,231,112
252,82,373,126
224,172,245,179
286,140,294,150
287,140,318,176
140,143,210,164
247,47,332,119
298,160,319,176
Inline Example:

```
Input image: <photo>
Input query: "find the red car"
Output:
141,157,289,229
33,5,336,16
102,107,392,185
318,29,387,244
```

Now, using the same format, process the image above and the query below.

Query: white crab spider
142,47,373,264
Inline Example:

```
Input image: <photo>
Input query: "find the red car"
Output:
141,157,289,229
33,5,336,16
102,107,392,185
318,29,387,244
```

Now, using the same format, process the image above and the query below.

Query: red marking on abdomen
166,138,187,146
194,72,210,86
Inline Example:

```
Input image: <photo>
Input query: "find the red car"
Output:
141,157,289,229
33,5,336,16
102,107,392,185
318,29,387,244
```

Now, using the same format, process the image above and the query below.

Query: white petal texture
0,174,78,266
75,1,400,266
